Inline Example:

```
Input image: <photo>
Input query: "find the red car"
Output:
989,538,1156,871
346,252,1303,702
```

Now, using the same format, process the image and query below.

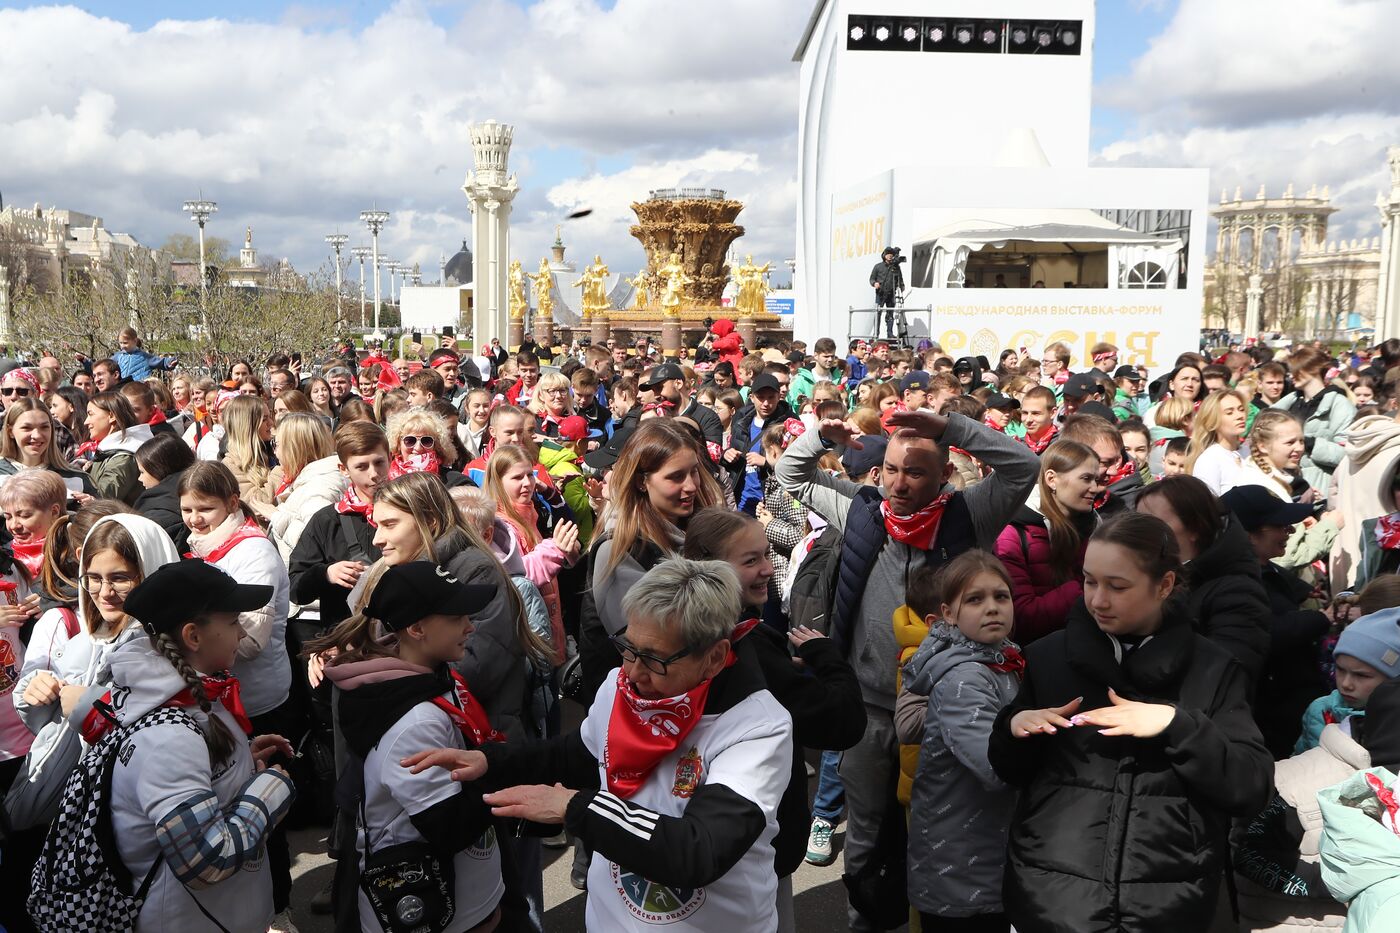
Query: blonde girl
1186,388,1250,495
220,394,275,504
258,412,347,561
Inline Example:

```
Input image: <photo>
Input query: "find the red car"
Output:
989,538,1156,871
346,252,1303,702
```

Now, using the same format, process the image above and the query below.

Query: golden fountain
586,187,785,353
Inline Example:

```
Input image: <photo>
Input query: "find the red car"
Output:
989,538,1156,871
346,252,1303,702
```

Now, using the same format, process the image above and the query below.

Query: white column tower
462,120,519,349
1376,146,1400,340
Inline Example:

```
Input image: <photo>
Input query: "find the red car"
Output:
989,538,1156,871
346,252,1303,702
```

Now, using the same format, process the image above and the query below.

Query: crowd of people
2,322,1400,932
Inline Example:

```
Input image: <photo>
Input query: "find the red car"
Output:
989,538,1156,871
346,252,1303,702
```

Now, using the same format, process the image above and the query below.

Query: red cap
558,415,588,442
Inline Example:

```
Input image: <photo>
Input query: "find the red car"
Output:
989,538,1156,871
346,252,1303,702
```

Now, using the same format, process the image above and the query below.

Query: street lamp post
182,197,217,334
386,260,402,306
325,233,349,328
360,209,390,343
350,246,371,328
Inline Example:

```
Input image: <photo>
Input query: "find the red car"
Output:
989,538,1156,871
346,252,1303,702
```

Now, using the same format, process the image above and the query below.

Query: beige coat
1236,724,1368,932
1329,415,1400,588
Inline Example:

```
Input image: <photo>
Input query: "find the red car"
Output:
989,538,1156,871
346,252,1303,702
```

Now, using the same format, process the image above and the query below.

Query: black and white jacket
482,648,792,931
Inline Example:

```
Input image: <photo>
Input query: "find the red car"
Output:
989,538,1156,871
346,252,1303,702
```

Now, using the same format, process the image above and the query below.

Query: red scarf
1095,459,1139,509
335,485,377,526
75,438,100,459
881,493,953,551
388,449,442,480
147,409,167,426
1023,426,1058,454
986,644,1027,679
10,537,44,578
166,672,254,736
431,669,504,747
604,655,734,798
185,517,266,563
1377,513,1400,550
273,472,296,500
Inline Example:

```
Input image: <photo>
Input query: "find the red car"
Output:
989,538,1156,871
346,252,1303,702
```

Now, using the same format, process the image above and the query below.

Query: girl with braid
73,558,296,932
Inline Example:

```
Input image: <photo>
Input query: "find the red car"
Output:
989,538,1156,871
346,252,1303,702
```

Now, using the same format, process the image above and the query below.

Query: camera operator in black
870,247,905,339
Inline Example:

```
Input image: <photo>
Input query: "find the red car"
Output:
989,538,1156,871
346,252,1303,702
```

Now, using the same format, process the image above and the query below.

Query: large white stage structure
794,0,1209,370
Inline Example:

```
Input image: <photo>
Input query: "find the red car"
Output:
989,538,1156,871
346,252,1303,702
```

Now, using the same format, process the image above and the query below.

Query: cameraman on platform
870,246,905,339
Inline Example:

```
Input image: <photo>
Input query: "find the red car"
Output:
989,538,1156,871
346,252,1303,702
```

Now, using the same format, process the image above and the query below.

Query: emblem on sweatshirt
467,825,497,860
671,746,703,798
613,863,705,923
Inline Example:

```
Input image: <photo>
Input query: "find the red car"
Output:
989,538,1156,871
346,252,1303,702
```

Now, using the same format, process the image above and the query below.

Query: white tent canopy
912,207,1183,289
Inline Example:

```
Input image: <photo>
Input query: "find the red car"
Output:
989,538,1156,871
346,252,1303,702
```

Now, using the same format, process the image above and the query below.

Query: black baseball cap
125,560,273,638
984,393,1020,410
1063,372,1101,398
899,371,930,393
841,434,888,478
642,362,685,387
750,373,782,395
1113,365,1143,381
1220,485,1313,531
365,561,497,632
584,424,637,471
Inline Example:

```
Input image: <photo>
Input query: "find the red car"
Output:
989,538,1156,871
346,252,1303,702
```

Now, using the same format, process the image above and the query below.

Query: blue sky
3,0,1398,280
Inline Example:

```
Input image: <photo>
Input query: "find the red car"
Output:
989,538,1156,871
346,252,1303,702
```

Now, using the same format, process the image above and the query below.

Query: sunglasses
1,387,30,397
402,435,436,449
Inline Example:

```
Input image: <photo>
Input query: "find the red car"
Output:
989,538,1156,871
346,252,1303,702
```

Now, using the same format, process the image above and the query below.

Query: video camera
883,246,907,264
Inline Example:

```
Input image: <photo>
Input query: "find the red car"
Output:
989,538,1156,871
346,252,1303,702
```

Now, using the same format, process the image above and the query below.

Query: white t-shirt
578,673,792,932
358,697,504,933
1192,443,1247,496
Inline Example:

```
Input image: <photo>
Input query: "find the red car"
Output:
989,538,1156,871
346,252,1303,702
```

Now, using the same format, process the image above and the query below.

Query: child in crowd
1157,436,1190,479
313,562,507,933
1294,609,1400,752
287,422,389,629
897,552,1024,931
1118,420,1151,475
65,559,295,931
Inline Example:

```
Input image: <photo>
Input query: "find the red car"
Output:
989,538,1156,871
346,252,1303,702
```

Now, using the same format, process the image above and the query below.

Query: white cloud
0,0,805,280
1096,0,1400,245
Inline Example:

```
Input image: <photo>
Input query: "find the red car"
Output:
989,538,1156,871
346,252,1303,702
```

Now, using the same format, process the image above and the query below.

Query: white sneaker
805,817,836,866
268,909,300,933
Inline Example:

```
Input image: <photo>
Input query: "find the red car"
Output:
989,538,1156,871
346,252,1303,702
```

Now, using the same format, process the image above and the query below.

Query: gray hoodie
899,623,1022,917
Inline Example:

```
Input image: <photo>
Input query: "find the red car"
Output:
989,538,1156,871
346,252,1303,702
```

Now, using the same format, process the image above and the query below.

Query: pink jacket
994,503,1087,645
489,517,571,666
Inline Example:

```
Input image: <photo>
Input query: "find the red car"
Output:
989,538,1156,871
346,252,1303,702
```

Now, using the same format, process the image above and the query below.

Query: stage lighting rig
1006,19,1083,55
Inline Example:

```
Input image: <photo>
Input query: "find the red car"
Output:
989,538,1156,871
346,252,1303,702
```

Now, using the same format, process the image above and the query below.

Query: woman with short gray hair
404,556,794,933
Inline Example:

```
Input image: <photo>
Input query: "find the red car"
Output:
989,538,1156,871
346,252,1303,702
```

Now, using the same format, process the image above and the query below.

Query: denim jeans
810,748,845,822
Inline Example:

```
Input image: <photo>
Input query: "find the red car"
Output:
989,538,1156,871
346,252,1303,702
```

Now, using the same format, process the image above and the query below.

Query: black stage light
893,17,922,50
943,18,1003,53
1007,19,1083,55
847,14,873,49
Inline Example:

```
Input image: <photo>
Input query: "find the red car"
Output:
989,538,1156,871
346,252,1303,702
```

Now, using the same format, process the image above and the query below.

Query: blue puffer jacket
1295,690,1362,755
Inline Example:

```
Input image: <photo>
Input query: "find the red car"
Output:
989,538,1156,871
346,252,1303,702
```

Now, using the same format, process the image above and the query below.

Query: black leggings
916,912,1009,933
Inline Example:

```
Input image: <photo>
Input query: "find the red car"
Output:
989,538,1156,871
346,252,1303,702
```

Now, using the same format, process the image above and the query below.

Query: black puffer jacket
132,469,190,552
1185,514,1272,687
989,596,1273,933
1255,562,1329,758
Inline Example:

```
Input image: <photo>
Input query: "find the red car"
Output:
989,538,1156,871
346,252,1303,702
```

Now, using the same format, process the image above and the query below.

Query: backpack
28,706,203,932
787,524,842,635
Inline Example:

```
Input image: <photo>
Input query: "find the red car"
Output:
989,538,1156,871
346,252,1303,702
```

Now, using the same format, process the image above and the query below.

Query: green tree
159,232,231,266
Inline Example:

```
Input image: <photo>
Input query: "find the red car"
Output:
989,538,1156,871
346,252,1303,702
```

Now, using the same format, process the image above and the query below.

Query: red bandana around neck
986,644,1027,679
10,537,44,578
186,516,266,564
1377,513,1400,550
431,669,504,747
335,485,377,526
273,472,296,500
147,409,167,426
166,671,254,736
604,654,734,798
388,449,442,480
881,492,953,551
75,439,100,459
1023,426,1058,454
1095,459,1139,509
